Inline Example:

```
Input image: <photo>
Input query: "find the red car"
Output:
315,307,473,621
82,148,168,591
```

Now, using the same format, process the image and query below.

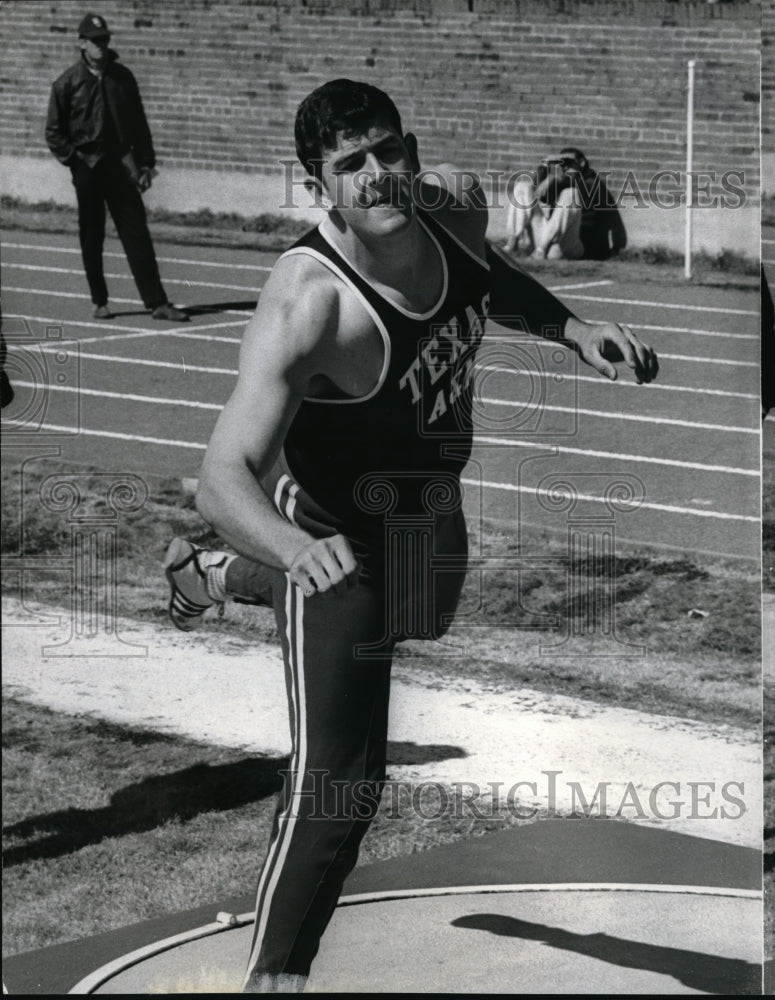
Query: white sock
243,971,308,993
203,552,235,602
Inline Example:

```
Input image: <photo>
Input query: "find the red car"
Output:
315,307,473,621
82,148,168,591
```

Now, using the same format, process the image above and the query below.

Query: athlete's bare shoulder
257,249,338,336
241,247,343,366
240,241,378,396
417,162,489,260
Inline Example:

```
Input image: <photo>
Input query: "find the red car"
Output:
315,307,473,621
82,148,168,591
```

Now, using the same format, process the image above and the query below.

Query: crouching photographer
504,154,585,260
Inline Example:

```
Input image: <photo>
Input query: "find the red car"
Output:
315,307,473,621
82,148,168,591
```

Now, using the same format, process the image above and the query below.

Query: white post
685,59,696,280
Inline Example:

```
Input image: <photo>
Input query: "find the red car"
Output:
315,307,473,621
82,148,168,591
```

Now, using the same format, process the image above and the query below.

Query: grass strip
1,457,762,728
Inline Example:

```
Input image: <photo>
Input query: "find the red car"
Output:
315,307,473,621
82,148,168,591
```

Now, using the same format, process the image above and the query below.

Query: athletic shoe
164,537,227,631
93,304,113,319
151,303,188,321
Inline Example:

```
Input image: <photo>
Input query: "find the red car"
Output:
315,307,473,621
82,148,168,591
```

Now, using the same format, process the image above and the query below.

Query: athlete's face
315,121,420,236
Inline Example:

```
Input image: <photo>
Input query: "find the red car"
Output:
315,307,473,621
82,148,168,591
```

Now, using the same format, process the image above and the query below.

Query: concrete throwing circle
82,885,762,994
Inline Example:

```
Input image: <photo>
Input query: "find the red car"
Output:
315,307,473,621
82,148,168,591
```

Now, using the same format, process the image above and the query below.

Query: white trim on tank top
280,246,392,405
317,216,449,320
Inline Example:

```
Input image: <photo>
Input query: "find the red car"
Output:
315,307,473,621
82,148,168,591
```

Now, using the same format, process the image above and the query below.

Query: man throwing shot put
45,12,187,322
164,79,658,992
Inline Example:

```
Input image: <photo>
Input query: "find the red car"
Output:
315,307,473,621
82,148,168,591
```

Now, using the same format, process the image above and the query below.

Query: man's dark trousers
71,155,166,309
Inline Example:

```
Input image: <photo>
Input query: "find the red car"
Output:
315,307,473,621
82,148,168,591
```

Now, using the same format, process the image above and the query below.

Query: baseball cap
78,13,110,39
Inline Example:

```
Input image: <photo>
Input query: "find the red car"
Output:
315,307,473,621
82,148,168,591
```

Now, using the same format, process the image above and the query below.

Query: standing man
45,13,187,321
164,79,658,992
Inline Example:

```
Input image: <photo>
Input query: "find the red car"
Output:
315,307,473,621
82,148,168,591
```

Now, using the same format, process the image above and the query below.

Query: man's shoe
164,537,228,631
93,304,113,319
151,303,188,321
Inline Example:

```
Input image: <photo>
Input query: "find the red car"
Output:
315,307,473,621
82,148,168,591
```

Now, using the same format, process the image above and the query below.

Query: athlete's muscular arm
196,258,360,595
420,165,580,339
486,242,658,383
421,163,658,384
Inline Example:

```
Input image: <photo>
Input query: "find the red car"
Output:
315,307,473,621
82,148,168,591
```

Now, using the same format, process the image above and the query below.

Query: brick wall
0,0,761,206
764,0,774,158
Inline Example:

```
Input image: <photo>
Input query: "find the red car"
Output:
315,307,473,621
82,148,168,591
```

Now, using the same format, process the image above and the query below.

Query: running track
1,228,763,561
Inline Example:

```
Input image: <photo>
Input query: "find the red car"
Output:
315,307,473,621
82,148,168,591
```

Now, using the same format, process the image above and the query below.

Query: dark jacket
45,50,156,169
575,169,627,260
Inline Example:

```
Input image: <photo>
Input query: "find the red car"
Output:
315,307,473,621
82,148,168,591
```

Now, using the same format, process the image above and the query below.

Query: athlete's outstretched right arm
486,242,658,384
196,257,360,595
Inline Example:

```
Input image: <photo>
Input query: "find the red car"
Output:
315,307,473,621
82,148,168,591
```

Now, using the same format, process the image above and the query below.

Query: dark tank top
277,210,490,549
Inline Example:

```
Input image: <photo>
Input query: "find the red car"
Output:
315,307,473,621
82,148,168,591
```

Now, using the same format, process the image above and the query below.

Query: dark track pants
226,512,468,987
70,156,167,309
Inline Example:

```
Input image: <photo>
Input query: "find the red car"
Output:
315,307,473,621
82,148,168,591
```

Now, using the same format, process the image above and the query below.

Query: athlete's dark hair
295,79,404,178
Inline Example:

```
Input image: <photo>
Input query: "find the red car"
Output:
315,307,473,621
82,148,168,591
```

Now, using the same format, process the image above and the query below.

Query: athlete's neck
321,213,442,314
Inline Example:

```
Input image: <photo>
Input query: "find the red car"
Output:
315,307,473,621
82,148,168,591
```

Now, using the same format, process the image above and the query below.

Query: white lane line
5,287,172,304
546,280,613,291
0,417,758,521
0,418,206,449
11,318,757,375
11,381,223,410
656,353,758,368
5,312,246,332
139,330,242,345
5,311,185,335
560,293,758,316
1,244,611,287
7,286,757,345
3,262,261,294
71,353,235,375
4,287,253,316
72,328,237,347
4,314,245,347
632,323,757,342
27,348,237,375
16,309,753,350
477,364,758,400
3,241,273,271
3,269,601,298
13,381,756,476
66,330,186,347
472,435,758,476
763,238,775,245
485,324,757,345
479,395,759,434
17,339,755,402
460,477,758,523
16,344,755,401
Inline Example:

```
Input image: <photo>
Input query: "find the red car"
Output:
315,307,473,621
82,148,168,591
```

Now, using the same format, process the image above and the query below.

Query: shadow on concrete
182,300,257,317
2,741,466,866
385,740,467,766
451,913,762,995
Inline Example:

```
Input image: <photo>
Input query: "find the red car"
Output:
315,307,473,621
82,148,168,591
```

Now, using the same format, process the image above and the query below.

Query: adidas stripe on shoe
164,537,229,631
